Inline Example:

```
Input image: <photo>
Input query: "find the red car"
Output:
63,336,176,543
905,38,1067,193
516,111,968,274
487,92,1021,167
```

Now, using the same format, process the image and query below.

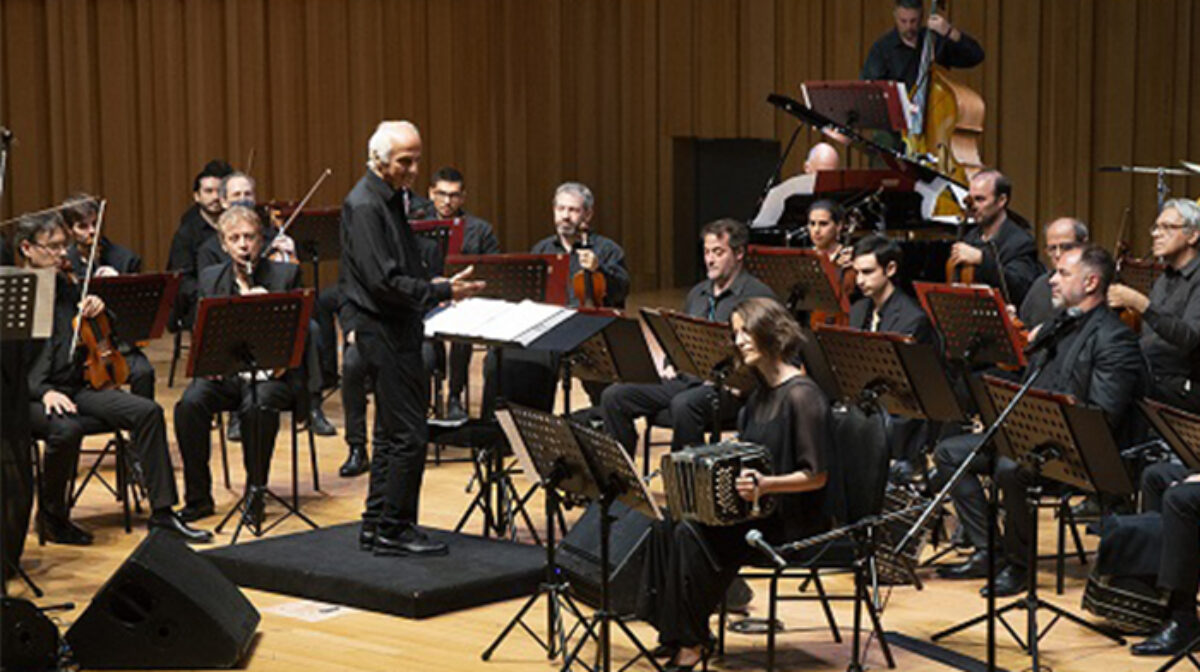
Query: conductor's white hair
367,121,421,170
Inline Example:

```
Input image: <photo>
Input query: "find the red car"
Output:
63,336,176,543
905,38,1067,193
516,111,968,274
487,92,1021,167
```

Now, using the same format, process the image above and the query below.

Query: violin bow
68,198,107,358
267,168,333,253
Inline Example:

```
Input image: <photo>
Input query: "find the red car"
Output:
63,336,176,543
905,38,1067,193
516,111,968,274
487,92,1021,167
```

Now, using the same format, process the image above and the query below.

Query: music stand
915,282,1027,369
188,290,318,543
89,273,180,344
483,405,598,662
557,309,659,416
641,308,752,444
446,253,570,306
561,419,664,672
275,206,341,290
931,376,1130,670
746,245,849,318
0,267,53,597
1139,399,1200,472
412,218,466,266
802,80,911,135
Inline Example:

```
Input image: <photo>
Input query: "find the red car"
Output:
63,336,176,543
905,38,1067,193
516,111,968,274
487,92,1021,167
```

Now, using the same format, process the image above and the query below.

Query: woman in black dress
639,297,835,670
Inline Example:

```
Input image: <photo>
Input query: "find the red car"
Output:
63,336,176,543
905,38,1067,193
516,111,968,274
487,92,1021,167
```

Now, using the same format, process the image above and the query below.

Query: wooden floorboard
7,288,1161,671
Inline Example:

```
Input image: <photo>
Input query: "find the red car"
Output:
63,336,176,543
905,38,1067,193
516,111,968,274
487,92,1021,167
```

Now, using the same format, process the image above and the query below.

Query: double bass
904,0,985,185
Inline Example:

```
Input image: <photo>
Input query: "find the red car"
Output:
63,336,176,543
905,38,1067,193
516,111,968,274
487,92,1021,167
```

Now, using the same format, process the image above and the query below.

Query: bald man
803,142,841,174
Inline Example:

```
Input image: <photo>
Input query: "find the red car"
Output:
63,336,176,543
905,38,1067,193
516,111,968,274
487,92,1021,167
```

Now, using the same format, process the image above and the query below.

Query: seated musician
19,212,211,544
803,142,841,174
1108,199,1200,414
600,219,775,456
948,170,1042,307
428,166,501,422
637,297,834,671
861,0,984,86
481,182,629,415
172,206,303,525
933,245,1146,594
196,172,298,272
806,199,847,265
166,159,233,331
1018,217,1089,329
61,193,156,401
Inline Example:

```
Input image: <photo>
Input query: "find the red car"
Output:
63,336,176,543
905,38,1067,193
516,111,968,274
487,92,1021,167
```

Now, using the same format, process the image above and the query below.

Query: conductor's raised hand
448,265,486,301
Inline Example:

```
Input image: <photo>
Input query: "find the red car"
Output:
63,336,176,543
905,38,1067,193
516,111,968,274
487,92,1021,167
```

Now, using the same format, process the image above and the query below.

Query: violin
571,226,607,308
1112,207,1143,333
67,200,130,390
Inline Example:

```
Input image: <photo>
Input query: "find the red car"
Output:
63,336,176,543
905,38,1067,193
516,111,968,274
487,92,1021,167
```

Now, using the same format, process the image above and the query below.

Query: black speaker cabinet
557,500,654,616
1,597,59,672
65,530,260,669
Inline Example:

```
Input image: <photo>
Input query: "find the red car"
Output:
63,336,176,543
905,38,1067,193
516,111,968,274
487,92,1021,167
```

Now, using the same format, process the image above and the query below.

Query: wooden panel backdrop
2,0,1199,290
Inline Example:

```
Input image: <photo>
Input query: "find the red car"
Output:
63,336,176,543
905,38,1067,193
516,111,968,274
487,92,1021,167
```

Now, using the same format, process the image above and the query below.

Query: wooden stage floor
7,289,1164,672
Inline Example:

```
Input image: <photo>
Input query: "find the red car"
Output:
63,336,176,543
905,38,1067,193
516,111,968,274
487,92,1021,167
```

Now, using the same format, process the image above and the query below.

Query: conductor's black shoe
373,527,449,557
339,445,370,477
149,510,214,544
310,407,337,436
1132,619,1200,656
359,523,377,551
39,515,94,546
937,549,996,580
227,413,242,442
980,565,1027,598
177,501,215,523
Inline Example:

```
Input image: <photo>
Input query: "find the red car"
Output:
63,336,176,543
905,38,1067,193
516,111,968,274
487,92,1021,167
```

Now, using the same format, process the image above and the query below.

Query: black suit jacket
1035,305,1148,446
66,237,142,277
848,289,934,345
963,217,1042,307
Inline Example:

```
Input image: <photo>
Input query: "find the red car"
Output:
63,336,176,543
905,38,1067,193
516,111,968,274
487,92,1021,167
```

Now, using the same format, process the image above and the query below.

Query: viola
571,227,607,308
66,199,130,390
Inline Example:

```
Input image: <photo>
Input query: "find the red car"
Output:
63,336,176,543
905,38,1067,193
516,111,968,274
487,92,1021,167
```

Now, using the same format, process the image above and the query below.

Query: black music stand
641,308,751,444
483,404,599,662
915,282,1026,370
189,290,319,543
412,218,466,267
745,245,849,319
446,253,570,306
558,310,659,417
1139,399,1200,472
280,207,341,290
89,273,180,343
560,420,664,672
0,268,52,597
931,377,1131,671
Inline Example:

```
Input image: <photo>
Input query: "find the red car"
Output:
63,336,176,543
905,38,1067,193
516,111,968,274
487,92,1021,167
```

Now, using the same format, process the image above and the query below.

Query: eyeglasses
1151,223,1189,234
34,241,69,254
431,190,464,200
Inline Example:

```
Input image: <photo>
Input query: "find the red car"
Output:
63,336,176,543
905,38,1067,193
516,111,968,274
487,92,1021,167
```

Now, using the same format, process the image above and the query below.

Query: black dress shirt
1141,255,1200,410
460,213,501,256
530,233,630,308
861,27,985,87
849,288,934,344
66,237,142,277
340,171,450,352
27,275,85,398
963,217,1043,307
681,270,776,323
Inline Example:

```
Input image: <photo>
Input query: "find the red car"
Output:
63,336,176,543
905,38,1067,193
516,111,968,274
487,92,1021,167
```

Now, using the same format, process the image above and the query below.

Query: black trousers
355,332,429,532
448,341,473,399
316,286,340,389
932,433,1028,559
599,377,740,456
29,388,178,516
1142,461,1189,513
1159,481,1200,599
125,349,156,400
341,342,369,449
638,516,782,648
174,376,295,508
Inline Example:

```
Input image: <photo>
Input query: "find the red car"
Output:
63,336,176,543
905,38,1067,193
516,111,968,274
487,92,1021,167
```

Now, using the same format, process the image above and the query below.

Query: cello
904,0,985,185
67,199,130,390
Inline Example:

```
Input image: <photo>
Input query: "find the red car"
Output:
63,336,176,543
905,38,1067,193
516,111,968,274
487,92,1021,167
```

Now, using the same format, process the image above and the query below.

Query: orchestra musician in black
167,159,233,331
947,169,1042,307
861,0,984,88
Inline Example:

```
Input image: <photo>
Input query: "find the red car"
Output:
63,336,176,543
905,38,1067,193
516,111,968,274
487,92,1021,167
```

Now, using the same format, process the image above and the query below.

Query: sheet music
0,266,55,339
424,297,574,347
751,173,817,229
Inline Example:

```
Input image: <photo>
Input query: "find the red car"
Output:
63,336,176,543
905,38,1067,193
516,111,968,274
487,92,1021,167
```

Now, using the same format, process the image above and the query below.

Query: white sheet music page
424,297,574,346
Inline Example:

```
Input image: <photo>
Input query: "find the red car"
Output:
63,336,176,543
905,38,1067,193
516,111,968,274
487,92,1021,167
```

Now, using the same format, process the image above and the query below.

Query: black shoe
723,576,754,614
373,527,449,557
937,549,996,580
227,413,241,442
177,501,215,523
1132,619,1200,656
359,522,377,551
651,644,679,660
149,511,214,544
980,565,1028,598
665,643,711,671
889,460,916,485
445,396,468,422
243,497,265,529
339,445,370,477
310,406,337,436
39,515,94,546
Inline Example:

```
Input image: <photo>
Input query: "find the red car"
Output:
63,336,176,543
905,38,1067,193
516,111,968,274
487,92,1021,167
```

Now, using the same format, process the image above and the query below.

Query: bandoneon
661,442,775,526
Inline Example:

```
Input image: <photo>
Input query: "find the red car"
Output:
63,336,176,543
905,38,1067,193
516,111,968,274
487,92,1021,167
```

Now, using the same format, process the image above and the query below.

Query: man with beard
861,0,984,88
947,169,1042,307
167,159,233,330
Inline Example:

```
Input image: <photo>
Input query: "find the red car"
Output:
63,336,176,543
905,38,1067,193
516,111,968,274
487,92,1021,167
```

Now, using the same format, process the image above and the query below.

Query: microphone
1023,306,1084,356
745,529,787,569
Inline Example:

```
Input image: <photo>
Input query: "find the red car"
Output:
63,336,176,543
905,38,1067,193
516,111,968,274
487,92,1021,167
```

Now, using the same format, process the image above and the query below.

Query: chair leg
32,441,46,547
217,414,231,490
308,424,320,492
168,329,182,388
1057,498,1068,595
809,569,842,643
862,567,897,669
116,436,131,533
292,414,300,510
717,598,727,656
641,424,651,477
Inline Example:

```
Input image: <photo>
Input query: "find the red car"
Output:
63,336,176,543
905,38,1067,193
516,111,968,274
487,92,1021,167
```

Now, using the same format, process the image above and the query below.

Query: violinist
61,193,157,401
860,0,984,87
1108,199,1200,414
195,172,297,272
19,212,211,545
531,181,630,308
173,206,304,527
166,159,233,331
1018,217,1090,329
948,170,1042,306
